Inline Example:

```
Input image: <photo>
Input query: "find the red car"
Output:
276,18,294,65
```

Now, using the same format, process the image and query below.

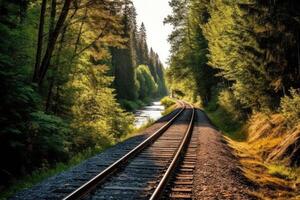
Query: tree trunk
45,77,55,112
49,0,57,39
45,24,67,112
19,0,28,23
74,6,87,54
38,0,72,86
32,0,47,83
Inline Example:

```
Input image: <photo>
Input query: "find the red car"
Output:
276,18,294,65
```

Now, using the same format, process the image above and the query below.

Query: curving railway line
62,101,197,200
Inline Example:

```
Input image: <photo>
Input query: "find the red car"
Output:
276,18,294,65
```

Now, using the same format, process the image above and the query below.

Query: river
134,101,165,128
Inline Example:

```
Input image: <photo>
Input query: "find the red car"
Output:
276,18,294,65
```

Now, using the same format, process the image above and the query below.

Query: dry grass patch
224,113,300,199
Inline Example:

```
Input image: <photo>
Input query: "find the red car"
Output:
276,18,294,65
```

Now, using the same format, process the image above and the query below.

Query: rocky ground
193,110,256,200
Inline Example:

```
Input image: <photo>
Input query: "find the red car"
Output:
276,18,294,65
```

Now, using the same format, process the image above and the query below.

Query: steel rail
63,101,186,200
149,102,195,200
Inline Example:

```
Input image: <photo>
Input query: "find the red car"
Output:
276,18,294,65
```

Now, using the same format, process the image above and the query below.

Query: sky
132,0,172,67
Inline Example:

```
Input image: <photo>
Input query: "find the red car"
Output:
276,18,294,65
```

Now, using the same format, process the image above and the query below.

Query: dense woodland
166,0,300,167
0,0,167,188
1,0,300,197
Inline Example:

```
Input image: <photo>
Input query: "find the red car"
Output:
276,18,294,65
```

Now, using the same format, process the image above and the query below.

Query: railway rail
63,101,197,200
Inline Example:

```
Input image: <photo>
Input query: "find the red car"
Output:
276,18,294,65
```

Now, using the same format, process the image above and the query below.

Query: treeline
0,0,166,188
166,0,300,121
111,3,167,110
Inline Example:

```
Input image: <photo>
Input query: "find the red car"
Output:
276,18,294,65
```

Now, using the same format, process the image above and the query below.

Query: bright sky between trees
132,0,172,67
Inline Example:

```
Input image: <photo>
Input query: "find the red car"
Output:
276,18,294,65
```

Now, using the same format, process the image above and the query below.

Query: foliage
166,0,300,113
70,58,134,151
267,164,298,180
136,65,158,100
119,99,142,111
165,0,218,104
0,0,164,192
205,89,245,141
110,2,167,103
0,147,111,200
202,0,299,111
218,89,244,120
161,104,177,116
280,89,300,126
160,96,176,108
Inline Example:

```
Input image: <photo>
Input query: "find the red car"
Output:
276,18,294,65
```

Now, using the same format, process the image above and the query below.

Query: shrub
280,88,300,126
160,96,176,108
119,99,140,111
218,89,243,120
29,112,71,163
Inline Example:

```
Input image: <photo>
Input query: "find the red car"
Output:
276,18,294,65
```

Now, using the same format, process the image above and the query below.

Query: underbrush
160,96,176,107
160,96,177,116
118,99,146,111
1,118,156,200
0,146,112,200
118,98,155,112
121,119,155,141
1,97,172,200
204,92,246,141
161,104,176,116
225,114,300,199
205,89,300,199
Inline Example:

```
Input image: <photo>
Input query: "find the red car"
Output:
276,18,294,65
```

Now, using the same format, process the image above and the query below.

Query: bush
280,88,300,126
160,96,176,108
119,99,140,111
218,89,244,120
204,88,245,141
28,112,71,167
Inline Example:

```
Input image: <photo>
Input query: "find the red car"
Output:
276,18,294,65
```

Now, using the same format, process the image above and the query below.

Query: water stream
134,101,165,128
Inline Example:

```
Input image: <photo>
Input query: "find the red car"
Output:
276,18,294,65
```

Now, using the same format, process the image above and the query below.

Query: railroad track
63,101,197,200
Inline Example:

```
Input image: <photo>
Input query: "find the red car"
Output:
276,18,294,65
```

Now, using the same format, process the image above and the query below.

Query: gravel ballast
193,110,256,200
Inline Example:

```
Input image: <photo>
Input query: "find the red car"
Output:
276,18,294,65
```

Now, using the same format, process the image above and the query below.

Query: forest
1,0,300,198
166,0,300,197
0,0,167,191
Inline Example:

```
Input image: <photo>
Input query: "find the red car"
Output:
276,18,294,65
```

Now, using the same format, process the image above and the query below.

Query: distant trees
136,65,158,100
111,0,138,101
110,0,167,105
137,23,149,65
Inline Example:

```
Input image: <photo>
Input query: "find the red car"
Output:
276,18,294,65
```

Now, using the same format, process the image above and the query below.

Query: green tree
165,0,217,103
136,65,158,100
137,22,149,65
111,0,138,101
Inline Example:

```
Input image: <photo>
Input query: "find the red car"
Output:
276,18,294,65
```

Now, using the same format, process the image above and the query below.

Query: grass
203,93,300,199
161,104,176,116
267,164,298,180
160,96,177,116
160,96,176,108
205,106,246,141
121,119,155,141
